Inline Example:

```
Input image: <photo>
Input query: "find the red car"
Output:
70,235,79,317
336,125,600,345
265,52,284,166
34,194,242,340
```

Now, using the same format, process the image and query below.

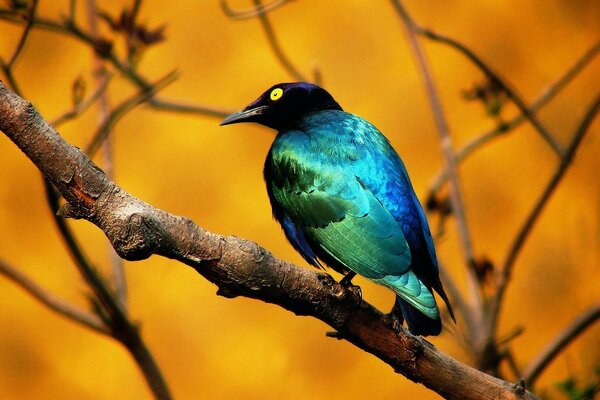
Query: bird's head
220,82,342,130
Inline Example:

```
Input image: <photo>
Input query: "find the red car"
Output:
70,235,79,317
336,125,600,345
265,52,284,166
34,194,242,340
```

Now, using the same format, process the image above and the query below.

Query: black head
220,82,343,131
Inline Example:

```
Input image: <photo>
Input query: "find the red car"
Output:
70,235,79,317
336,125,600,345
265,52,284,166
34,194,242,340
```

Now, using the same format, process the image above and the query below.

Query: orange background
0,1,599,399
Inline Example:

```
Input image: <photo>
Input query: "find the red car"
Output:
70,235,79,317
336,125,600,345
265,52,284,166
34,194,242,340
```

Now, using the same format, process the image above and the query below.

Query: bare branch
523,303,600,386
0,0,38,95
398,4,564,156
0,10,230,120
223,0,322,83
390,0,482,334
85,70,178,157
428,41,600,197
220,0,294,20
0,258,109,334
42,181,171,400
86,0,127,308
0,80,539,400
50,73,113,128
148,98,232,118
491,92,600,328
4,0,38,69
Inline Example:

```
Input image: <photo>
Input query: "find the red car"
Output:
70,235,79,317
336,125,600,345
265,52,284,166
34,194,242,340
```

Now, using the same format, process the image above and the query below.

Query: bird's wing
268,148,412,280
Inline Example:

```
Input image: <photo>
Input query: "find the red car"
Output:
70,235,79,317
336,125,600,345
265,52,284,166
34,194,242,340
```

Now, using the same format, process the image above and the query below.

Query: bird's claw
339,271,356,287
388,312,403,333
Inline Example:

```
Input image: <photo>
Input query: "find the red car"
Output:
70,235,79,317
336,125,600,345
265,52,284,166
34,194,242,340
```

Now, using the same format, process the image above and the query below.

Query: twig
85,70,179,157
4,0,38,69
491,92,600,328
523,303,600,386
0,80,540,400
428,41,600,197
391,0,482,331
0,0,38,96
130,0,143,23
220,0,293,20
85,0,128,309
0,258,109,334
43,181,171,400
239,0,312,82
50,73,113,128
0,10,230,120
407,14,564,156
148,98,232,118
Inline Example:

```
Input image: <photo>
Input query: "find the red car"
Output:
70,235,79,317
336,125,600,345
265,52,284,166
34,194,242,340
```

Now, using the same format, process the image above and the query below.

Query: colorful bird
221,82,455,336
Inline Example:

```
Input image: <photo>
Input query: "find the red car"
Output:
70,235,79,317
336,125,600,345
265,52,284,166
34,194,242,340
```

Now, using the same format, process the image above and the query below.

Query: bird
221,82,455,336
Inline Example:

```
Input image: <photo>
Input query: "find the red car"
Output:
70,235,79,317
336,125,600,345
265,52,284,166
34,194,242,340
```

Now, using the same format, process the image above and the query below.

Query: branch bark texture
0,81,538,400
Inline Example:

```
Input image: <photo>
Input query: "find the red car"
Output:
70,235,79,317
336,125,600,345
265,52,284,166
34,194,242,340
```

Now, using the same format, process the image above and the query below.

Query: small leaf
71,76,86,107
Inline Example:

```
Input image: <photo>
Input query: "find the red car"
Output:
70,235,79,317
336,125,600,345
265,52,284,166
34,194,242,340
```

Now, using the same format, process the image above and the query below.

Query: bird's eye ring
270,88,283,101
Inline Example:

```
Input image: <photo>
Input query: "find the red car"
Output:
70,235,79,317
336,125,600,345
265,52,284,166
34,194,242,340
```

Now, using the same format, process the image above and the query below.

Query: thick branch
0,82,539,400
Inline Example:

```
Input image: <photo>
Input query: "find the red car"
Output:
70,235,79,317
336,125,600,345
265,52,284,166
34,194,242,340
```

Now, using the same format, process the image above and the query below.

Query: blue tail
394,296,442,336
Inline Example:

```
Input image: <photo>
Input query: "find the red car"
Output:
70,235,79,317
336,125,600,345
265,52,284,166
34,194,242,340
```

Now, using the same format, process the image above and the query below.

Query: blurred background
0,0,599,399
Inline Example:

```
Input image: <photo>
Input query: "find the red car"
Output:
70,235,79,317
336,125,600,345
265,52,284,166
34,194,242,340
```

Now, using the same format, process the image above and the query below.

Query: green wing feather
269,136,439,318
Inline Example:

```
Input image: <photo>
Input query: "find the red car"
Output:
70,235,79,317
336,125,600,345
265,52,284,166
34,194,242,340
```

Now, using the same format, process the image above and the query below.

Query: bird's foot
387,312,404,333
338,271,362,303
339,271,356,287
346,284,362,304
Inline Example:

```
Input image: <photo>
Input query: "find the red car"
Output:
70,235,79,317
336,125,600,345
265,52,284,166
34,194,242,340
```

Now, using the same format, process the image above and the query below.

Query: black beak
220,105,269,126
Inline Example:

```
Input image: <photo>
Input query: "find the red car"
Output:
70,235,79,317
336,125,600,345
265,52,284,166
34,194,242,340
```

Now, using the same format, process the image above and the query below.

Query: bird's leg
339,271,356,287
339,271,362,302
388,299,405,333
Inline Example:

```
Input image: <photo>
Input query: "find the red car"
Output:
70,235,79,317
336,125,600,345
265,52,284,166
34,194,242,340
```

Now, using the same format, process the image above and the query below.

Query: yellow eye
270,88,283,101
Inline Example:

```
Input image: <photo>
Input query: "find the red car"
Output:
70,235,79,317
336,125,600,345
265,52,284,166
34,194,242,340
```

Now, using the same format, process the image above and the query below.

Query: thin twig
50,73,113,128
428,41,600,197
4,0,38,69
391,0,482,332
523,303,600,386
148,98,232,118
0,10,229,119
85,70,179,157
0,258,109,334
491,92,600,328
43,181,172,400
409,17,564,156
248,0,309,82
220,0,293,20
0,0,38,96
130,0,143,22
85,0,128,309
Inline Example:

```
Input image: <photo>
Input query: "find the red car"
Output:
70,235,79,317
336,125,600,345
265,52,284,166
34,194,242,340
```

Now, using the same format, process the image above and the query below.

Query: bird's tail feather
393,296,442,336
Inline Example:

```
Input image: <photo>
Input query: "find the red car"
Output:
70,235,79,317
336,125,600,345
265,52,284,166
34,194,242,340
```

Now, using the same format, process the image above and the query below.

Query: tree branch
491,92,600,328
221,0,321,84
427,41,600,198
0,79,539,400
220,0,294,20
391,0,482,339
0,0,38,96
50,73,113,128
401,6,564,156
523,303,600,386
85,0,128,308
0,9,230,120
0,258,109,334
